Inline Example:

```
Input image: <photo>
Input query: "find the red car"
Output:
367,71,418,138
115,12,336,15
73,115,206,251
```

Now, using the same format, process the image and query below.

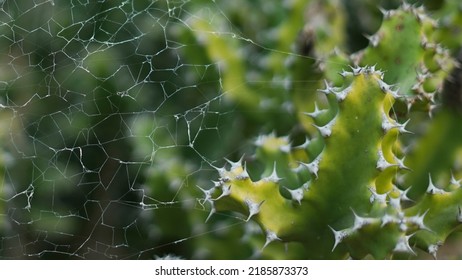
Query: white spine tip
397,186,414,203
351,209,376,230
381,214,398,227
394,155,411,171
286,183,309,205
329,226,351,252
426,174,446,195
313,117,336,138
264,162,282,182
255,132,276,147
407,210,431,231
339,69,353,78
280,144,291,153
378,7,393,18
213,165,228,177
236,164,250,180
382,115,411,134
393,234,416,256
313,124,331,137
262,230,281,249
197,185,214,204
377,79,392,93
295,137,311,150
381,112,396,132
205,206,216,223
376,150,395,171
368,187,388,204
349,65,363,75
300,153,322,179
225,156,244,170
216,184,231,200
388,196,402,210
318,79,334,94
304,102,327,118
428,242,442,259
397,119,412,134
333,85,351,101
450,173,461,187
365,33,380,47
244,199,264,222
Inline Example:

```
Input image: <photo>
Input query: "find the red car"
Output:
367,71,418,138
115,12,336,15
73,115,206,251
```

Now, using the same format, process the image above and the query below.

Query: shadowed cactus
198,2,462,259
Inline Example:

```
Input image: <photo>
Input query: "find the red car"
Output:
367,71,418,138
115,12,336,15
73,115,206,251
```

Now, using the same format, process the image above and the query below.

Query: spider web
0,0,375,259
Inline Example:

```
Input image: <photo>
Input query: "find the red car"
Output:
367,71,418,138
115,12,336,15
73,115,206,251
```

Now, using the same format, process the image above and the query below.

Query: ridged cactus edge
201,66,425,259
198,3,462,259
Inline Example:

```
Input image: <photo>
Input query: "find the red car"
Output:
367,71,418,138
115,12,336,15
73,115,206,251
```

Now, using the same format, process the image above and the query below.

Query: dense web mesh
0,0,323,259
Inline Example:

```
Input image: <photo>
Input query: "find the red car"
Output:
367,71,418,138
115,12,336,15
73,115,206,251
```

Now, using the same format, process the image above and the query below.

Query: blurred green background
0,0,460,259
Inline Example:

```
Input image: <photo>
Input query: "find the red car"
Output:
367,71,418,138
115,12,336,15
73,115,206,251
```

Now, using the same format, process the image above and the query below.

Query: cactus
199,3,462,259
